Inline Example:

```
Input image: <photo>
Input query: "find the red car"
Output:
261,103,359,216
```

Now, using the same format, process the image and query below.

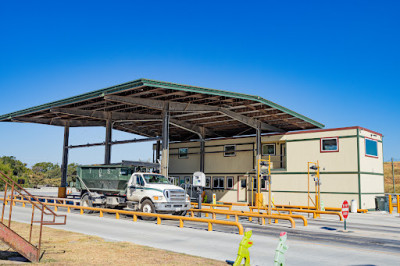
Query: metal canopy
0,79,324,141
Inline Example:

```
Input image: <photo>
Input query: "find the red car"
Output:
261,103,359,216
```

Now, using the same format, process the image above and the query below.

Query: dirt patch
0,221,225,265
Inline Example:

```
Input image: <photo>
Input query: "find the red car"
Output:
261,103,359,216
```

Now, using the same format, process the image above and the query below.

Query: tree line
0,156,77,188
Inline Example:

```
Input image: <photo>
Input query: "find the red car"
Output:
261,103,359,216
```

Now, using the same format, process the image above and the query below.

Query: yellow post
179,219,184,228
388,195,393,214
157,217,161,225
208,223,212,231
133,215,137,222
397,195,400,214
100,210,103,217
67,207,70,213
22,202,25,208
54,206,58,212
268,155,272,224
80,209,84,214
116,212,120,219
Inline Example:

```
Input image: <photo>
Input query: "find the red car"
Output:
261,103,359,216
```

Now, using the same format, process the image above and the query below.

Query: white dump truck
75,161,191,218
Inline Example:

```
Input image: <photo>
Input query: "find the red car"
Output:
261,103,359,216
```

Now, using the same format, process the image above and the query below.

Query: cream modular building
167,126,383,210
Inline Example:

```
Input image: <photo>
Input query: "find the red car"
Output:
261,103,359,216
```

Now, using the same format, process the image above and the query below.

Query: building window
241,179,247,189
205,176,211,189
213,176,225,189
365,138,378,158
184,176,191,184
226,176,234,189
178,148,188,159
320,137,339,152
262,144,276,156
253,177,266,190
224,145,236,157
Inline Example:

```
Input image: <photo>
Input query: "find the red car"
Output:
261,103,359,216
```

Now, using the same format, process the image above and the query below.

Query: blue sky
0,1,399,166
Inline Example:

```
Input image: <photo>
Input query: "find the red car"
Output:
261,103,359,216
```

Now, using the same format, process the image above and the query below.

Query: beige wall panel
286,138,358,172
359,129,382,141
359,137,383,173
360,174,384,193
205,151,253,173
269,192,359,208
282,128,357,141
169,153,200,174
361,194,383,210
270,174,358,193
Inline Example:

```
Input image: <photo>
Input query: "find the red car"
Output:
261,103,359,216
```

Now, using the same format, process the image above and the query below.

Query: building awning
0,79,324,141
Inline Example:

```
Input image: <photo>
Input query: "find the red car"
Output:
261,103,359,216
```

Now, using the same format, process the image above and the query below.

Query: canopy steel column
161,105,170,177
200,127,205,173
59,122,69,198
104,114,112,165
156,140,161,163
200,140,205,172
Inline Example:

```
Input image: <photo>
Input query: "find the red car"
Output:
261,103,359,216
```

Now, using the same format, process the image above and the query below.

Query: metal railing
189,208,300,228
249,206,343,221
0,171,66,262
3,196,244,235
191,202,307,226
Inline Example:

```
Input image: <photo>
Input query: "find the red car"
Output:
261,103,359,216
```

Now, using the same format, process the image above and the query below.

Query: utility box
375,196,388,211
192,172,206,187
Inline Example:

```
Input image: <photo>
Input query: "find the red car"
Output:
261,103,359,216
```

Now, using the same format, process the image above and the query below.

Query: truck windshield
143,174,170,184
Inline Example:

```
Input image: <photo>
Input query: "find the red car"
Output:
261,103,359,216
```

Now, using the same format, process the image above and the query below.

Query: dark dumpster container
375,196,388,211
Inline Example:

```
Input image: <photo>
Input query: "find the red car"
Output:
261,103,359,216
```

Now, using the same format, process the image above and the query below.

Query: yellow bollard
22,202,25,208
100,211,103,217
157,217,161,225
67,207,70,213
208,222,212,231
116,213,120,219
261,217,265,225
205,213,209,217
179,219,184,228
388,195,393,214
226,214,230,219
133,215,137,222
397,195,400,214
54,206,58,212
80,209,84,215
275,219,278,224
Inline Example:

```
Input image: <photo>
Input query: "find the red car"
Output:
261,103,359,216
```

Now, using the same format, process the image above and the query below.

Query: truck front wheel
81,193,94,214
140,199,156,221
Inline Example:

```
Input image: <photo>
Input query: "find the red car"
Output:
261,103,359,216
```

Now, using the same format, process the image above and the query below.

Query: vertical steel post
392,158,396,194
200,140,205,173
256,125,262,208
104,114,112,165
161,104,170,177
156,140,161,163
59,122,69,197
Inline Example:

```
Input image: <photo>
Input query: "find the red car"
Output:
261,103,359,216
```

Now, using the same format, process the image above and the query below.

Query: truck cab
127,172,191,215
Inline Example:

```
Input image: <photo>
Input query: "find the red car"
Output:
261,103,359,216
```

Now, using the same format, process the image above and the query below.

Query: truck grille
166,189,186,202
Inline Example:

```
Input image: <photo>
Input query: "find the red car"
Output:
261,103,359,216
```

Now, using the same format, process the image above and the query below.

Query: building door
237,176,247,202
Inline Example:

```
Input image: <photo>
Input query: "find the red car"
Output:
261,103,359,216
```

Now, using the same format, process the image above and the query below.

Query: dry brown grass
384,161,400,193
0,221,226,265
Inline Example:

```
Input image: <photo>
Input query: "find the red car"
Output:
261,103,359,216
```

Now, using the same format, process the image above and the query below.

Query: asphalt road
4,202,400,266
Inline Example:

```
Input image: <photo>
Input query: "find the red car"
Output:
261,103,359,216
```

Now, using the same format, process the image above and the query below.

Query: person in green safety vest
274,232,288,266
231,229,253,266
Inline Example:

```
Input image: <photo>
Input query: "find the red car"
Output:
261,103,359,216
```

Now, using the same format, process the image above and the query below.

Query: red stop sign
342,200,349,219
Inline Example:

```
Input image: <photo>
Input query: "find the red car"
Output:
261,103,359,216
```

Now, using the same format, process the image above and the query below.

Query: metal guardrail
271,204,368,214
218,201,368,213
3,197,244,235
249,206,343,221
189,208,299,228
190,205,307,227
0,171,66,262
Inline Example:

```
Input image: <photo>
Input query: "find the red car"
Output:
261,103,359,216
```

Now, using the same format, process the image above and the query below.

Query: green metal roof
0,78,324,128
0,78,324,140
